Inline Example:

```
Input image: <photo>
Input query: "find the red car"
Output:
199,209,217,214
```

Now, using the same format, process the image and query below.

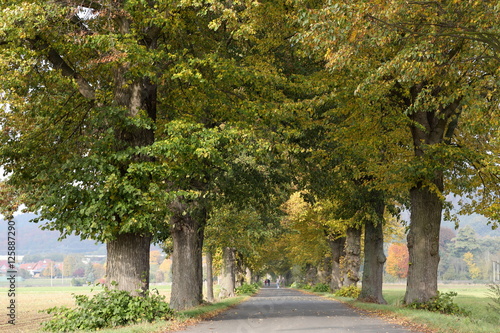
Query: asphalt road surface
177,287,420,333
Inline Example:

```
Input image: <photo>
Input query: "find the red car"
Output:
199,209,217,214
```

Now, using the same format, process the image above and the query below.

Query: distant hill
442,196,500,237
442,213,499,237
0,213,105,255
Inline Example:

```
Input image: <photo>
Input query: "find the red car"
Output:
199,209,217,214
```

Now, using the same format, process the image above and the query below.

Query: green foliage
312,283,330,293
235,283,260,295
290,281,310,289
487,283,500,315
407,291,470,316
334,285,361,298
70,278,85,287
41,287,175,331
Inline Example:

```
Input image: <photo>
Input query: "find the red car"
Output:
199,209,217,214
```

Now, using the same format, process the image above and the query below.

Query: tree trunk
327,236,345,291
106,232,151,296
205,251,214,303
404,182,442,304
219,247,236,298
106,14,157,297
403,88,460,304
359,201,387,304
169,200,204,310
245,267,253,285
342,226,362,287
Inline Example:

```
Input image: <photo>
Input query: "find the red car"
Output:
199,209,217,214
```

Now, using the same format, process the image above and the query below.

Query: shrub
312,283,330,293
235,283,259,295
487,283,500,313
406,291,470,316
70,278,85,287
334,285,361,298
41,287,175,331
290,281,306,289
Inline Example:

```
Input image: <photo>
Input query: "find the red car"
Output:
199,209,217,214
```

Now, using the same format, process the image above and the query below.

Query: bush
312,283,330,292
334,285,361,298
41,287,175,331
290,281,313,290
487,283,500,313
70,278,85,287
406,291,470,316
235,283,259,295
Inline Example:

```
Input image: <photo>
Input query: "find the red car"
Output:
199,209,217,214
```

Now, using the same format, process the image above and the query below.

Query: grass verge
44,294,251,333
318,285,500,333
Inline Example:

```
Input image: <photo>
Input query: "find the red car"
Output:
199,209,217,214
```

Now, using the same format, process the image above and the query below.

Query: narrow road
177,287,420,333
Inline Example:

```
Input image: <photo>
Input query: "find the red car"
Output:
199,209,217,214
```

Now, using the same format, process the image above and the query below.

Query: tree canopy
1,0,500,310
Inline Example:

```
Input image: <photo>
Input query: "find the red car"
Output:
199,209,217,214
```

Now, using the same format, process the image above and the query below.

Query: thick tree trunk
327,236,345,291
106,15,157,297
169,200,204,310
305,264,318,285
106,232,151,296
359,201,387,304
342,226,362,287
219,247,236,298
404,183,442,304
245,267,253,285
317,255,331,285
205,251,214,302
403,90,460,304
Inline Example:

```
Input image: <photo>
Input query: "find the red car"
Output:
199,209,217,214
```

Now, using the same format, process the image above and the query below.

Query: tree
149,251,162,266
158,259,171,274
386,243,409,279
0,0,291,308
451,226,481,257
41,262,61,278
85,263,96,283
297,0,500,304
276,193,335,285
463,252,481,280
92,263,105,280
1,0,168,295
63,255,84,277
73,267,85,278
440,227,457,250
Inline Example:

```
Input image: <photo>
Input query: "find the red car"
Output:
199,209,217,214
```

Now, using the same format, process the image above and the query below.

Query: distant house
19,259,60,277
0,260,9,275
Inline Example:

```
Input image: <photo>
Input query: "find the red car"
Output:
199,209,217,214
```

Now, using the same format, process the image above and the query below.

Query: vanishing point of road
176,287,422,333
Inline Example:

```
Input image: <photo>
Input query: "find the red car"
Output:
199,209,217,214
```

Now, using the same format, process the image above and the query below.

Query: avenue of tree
1,0,499,310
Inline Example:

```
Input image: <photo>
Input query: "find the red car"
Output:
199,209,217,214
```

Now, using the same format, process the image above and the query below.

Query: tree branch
30,37,95,100
365,13,500,56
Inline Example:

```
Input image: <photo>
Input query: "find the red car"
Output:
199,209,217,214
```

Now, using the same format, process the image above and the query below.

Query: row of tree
1,0,499,310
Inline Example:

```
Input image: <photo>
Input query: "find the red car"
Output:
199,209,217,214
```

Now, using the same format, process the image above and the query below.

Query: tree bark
403,91,458,303
327,236,345,291
342,226,362,287
205,251,214,303
169,200,204,310
404,182,442,304
219,247,236,298
106,232,151,296
245,267,253,285
359,201,387,304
